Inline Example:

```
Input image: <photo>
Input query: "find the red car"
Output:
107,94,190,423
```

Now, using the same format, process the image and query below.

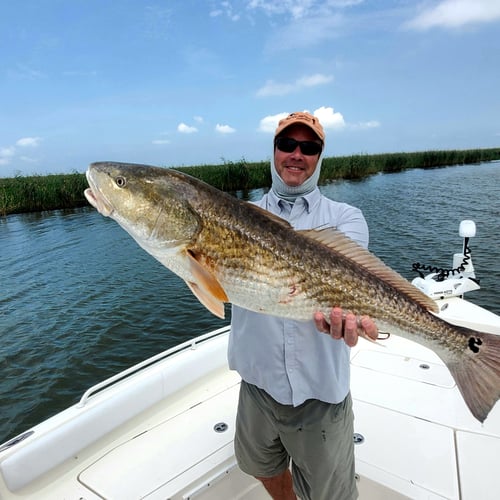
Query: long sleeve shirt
228,187,369,406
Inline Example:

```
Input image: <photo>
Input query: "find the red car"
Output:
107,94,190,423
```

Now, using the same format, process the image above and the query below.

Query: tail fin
447,330,500,423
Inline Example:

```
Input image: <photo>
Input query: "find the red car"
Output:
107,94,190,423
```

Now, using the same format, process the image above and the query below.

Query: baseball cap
274,111,325,142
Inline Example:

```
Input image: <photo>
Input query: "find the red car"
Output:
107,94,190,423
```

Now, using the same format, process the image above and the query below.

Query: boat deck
2,297,500,499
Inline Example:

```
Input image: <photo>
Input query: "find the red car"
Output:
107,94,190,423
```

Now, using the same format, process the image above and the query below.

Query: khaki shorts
234,381,357,500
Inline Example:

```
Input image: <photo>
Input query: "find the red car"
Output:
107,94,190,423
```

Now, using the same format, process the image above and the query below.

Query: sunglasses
275,137,322,156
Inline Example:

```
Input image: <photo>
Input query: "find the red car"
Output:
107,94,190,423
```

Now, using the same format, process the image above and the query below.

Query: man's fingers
329,307,344,339
342,313,359,347
314,309,378,347
360,315,378,341
313,312,329,332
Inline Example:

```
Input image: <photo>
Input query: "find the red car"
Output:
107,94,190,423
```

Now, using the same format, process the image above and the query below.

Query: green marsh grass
1,148,499,215
0,172,88,216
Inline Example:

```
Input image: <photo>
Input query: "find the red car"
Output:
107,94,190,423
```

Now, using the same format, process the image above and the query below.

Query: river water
1,161,499,443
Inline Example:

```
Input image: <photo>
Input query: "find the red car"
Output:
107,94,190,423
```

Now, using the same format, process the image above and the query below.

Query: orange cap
274,111,325,142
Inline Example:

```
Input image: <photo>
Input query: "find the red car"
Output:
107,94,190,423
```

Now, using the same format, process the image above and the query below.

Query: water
1,162,499,442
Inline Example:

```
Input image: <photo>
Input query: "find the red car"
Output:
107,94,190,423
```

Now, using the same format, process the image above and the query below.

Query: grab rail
77,325,231,407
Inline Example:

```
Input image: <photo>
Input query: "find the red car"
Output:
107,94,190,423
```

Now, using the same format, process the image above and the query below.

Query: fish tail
447,330,500,423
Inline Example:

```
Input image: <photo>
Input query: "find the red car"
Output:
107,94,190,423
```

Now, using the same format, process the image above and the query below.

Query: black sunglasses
275,137,322,156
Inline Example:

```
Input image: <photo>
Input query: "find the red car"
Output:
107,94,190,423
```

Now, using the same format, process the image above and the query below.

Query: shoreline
1,148,499,216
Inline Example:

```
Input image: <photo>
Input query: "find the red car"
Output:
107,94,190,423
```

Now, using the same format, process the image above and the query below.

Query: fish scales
84,161,500,423
194,208,352,317
196,206,440,338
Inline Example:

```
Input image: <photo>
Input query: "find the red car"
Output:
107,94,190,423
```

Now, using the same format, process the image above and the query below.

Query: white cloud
256,73,333,97
215,124,236,134
258,106,346,133
16,137,42,147
152,139,170,145
296,73,334,87
213,2,364,52
194,115,204,123
0,147,16,158
0,148,14,165
350,120,381,130
265,14,343,52
258,112,289,133
260,108,381,137
177,123,198,134
246,0,363,20
19,156,39,163
329,0,364,6
313,106,345,130
406,0,500,30
1,139,42,166
256,80,294,97
62,70,98,77
210,1,240,21
7,64,46,80
247,0,313,20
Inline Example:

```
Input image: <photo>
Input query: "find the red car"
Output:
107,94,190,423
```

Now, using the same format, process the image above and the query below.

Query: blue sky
1,0,499,177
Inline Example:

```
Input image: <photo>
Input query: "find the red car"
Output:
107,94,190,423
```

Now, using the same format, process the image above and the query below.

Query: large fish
84,161,500,423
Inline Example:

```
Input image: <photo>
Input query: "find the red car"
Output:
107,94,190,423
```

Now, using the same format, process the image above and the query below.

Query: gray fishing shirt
228,187,369,406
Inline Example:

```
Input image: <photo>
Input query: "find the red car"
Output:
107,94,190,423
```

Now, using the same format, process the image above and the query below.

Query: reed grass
1,148,499,215
178,148,500,188
0,172,89,216
319,148,500,181
176,158,271,192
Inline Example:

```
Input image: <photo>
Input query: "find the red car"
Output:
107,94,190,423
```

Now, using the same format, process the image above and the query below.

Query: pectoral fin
186,280,226,319
185,251,228,318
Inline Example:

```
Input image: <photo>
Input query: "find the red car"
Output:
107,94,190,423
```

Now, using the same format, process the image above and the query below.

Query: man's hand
313,307,378,347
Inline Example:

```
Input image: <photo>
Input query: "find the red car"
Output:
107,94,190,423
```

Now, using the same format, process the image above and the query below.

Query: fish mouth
84,169,114,217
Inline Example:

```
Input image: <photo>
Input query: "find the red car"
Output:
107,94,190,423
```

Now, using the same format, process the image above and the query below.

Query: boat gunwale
77,324,231,407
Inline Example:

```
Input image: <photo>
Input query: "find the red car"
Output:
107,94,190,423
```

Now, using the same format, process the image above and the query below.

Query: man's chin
282,173,306,186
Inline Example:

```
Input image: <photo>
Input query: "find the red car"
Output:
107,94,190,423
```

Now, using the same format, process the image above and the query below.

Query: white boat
1,220,499,500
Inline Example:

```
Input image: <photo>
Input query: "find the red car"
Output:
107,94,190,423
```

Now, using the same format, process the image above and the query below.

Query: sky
1,0,500,178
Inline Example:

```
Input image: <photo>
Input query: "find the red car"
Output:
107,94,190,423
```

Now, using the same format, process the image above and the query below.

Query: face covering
271,145,324,203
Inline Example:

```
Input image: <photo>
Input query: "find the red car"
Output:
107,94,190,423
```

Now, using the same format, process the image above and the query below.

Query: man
229,111,378,500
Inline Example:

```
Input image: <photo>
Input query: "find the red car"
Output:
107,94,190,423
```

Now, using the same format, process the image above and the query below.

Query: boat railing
78,324,231,407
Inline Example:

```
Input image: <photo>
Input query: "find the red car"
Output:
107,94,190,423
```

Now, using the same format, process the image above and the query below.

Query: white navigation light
459,220,476,238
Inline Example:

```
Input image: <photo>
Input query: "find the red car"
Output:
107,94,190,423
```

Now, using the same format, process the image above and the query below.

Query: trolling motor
411,220,481,300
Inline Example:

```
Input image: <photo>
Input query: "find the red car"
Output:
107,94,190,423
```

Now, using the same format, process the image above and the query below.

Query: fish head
84,161,201,248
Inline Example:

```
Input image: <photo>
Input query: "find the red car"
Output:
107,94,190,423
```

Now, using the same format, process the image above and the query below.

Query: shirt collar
268,187,321,215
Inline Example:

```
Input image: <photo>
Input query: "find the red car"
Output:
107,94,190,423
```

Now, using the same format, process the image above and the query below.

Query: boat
1,220,499,500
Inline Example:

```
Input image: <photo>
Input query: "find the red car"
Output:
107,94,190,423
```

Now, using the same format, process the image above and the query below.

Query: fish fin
185,251,229,317
185,281,226,319
445,329,500,423
299,227,439,314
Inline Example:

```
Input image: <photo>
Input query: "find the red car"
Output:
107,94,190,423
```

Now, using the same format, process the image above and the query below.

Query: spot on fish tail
468,336,483,354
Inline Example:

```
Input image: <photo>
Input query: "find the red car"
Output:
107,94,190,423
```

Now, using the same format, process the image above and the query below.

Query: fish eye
115,176,127,188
